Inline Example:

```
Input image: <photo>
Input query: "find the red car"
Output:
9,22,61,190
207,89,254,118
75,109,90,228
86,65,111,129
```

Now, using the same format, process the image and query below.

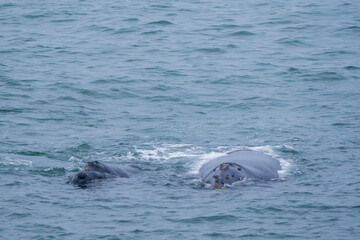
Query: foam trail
0,155,33,166
133,143,204,164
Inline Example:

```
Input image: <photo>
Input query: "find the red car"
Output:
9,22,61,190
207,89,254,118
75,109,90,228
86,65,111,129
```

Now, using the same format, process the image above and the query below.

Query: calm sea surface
1,0,360,239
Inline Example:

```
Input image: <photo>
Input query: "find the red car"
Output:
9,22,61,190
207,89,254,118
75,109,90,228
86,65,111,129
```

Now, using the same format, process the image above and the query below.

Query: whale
199,150,281,189
70,161,139,185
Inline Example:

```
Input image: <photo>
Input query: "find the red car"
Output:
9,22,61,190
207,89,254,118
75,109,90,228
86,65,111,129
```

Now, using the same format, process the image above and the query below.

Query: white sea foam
68,156,84,170
0,156,33,166
133,143,204,164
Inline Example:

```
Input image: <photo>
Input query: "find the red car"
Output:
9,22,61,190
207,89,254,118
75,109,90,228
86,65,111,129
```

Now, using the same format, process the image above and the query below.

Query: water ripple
147,20,173,26
1,0,360,239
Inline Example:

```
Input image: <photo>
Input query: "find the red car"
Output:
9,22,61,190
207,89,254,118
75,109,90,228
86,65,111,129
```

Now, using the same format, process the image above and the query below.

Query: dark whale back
70,161,139,185
199,150,281,188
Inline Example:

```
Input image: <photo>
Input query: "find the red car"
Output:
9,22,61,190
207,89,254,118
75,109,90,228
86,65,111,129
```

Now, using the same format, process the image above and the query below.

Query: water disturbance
1,0,360,239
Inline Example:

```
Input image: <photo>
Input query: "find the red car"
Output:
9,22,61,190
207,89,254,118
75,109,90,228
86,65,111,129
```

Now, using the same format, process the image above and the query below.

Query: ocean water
1,0,360,239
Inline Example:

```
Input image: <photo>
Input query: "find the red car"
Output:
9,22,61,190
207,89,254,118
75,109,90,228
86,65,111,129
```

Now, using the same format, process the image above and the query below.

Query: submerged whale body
199,150,281,189
70,161,139,185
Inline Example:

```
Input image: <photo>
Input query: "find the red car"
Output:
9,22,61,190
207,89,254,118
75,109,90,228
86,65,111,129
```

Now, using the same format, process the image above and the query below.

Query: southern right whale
70,161,139,185
199,150,281,189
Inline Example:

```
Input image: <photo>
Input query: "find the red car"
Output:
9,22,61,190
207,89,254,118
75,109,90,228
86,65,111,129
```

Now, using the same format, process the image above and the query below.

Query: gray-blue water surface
1,0,360,239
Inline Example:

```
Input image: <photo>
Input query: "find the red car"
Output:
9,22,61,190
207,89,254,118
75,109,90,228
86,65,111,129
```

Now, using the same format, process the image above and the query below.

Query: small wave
1,153,78,175
109,88,139,98
0,108,28,114
212,24,243,29
288,67,302,73
276,144,300,155
345,66,360,71
260,19,292,26
320,50,352,56
133,143,201,164
337,25,360,32
196,47,226,54
76,88,112,98
88,24,115,33
0,3,17,8
113,28,137,35
67,156,85,172
331,122,352,127
141,30,164,35
57,95,78,101
68,156,83,164
123,18,139,22
302,71,345,82
276,38,309,46
0,156,33,167
6,212,32,219
147,20,173,26
51,19,77,23
30,167,66,176
151,5,171,9
169,214,237,223
13,151,47,157
226,44,237,48
230,31,255,36
0,48,21,54
142,95,181,103
22,13,48,19
203,232,236,238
